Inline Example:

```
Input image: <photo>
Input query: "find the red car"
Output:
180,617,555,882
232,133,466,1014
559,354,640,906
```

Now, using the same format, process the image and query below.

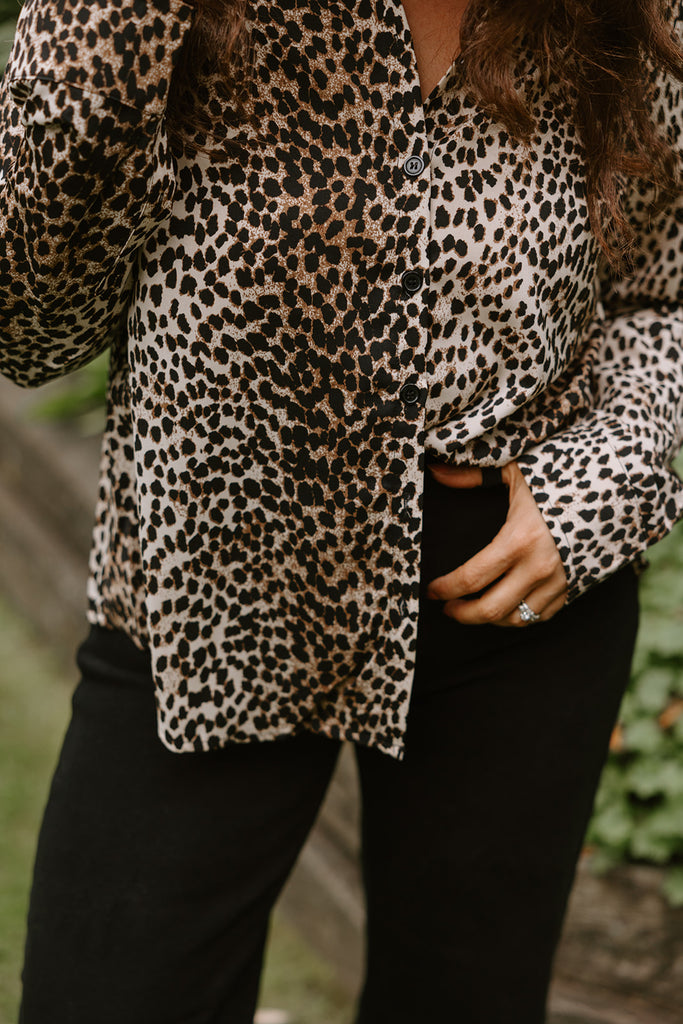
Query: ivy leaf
661,867,683,908
629,800,683,863
633,667,675,714
592,761,627,814
647,614,683,655
642,560,683,601
623,718,665,755
636,618,683,658
630,833,676,863
625,758,683,799
588,799,634,850
617,690,640,727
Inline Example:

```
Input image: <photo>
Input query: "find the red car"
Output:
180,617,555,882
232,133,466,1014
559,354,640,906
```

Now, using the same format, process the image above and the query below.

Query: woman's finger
442,565,566,626
425,510,557,601
487,581,568,628
425,528,518,602
493,589,569,626
425,459,568,618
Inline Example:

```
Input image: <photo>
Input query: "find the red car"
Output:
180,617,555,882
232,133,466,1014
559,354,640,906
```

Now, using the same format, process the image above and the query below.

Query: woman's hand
425,461,569,626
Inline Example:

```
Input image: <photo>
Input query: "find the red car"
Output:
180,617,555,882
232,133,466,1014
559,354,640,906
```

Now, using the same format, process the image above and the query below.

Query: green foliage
0,599,71,1020
0,0,20,20
586,482,683,905
661,866,683,908
0,1,18,71
31,350,110,430
0,22,15,73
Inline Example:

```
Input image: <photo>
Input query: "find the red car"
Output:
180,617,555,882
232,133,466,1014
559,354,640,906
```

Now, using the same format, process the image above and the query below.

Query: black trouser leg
354,480,640,1024
19,628,341,1024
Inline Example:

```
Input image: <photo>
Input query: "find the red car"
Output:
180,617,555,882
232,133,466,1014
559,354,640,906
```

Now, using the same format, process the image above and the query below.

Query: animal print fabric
1,0,682,757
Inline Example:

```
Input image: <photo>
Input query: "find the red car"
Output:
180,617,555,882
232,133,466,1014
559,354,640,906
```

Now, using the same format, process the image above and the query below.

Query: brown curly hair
167,0,683,269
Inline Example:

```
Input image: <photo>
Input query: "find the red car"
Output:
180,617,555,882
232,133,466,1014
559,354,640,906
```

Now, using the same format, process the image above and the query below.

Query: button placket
382,20,430,633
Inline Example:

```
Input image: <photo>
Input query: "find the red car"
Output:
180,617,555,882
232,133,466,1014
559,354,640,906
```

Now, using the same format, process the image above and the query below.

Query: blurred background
1,2,682,1022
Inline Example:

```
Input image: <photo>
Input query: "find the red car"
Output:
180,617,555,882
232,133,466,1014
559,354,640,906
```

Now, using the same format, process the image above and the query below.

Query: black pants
20,475,639,1024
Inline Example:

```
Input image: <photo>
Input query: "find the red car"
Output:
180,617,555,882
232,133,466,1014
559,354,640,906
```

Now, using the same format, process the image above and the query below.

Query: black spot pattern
1,0,682,758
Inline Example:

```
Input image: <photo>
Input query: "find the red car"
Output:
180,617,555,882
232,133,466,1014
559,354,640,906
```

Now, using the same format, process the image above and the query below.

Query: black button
403,154,425,178
400,383,420,405
401,269,423,295
398,598,409,617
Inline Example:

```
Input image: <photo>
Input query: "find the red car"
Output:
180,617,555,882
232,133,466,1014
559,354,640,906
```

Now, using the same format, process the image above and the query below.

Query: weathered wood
548,976,683,1024
554,858,683,1013
0,377,99,665
0,377,101,555
0,471,90,656
278,745,364,996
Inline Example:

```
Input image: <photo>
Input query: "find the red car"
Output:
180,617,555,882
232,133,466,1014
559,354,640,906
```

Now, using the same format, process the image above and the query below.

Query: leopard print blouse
1,0,682,757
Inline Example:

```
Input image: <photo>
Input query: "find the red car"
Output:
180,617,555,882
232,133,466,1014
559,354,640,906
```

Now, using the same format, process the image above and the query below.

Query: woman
1,0,682,1020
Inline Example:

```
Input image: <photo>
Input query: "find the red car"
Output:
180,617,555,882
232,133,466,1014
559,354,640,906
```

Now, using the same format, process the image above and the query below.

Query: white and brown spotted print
1,0,682,757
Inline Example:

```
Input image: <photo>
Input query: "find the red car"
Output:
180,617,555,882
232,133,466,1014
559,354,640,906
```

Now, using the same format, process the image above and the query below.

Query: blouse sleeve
0,0,194,387
516,50,683,602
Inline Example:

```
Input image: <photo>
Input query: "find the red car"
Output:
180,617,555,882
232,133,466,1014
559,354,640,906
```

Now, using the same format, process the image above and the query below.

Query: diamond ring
518,600,541,624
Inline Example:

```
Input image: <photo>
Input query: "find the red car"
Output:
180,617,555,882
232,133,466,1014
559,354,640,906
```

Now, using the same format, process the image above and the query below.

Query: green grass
0,606,70,1024
258,919,351,1024
0,600,351,1024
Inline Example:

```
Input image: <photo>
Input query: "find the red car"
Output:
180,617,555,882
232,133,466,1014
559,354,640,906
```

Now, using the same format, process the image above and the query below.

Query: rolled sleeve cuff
515,416,651,602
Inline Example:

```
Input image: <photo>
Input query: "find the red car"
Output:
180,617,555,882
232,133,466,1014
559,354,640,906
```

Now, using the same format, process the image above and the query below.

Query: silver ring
518,600,541,624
